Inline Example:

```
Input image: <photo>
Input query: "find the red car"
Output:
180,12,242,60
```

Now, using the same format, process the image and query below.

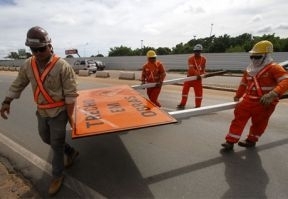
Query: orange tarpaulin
72,85,177,138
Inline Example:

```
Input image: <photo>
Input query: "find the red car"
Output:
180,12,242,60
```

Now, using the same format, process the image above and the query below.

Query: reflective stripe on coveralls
244,64,274,100
180,56,205,107
31,55,65,109
226,63,288,143
141,61,166,107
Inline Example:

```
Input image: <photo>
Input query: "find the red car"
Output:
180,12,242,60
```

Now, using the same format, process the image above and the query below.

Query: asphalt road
0,71,288,198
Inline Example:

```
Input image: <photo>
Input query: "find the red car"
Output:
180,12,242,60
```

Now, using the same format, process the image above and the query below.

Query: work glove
260,91,278,105
233,96,240,102
0,103,10,119
139,81,145,89
156,82,163,87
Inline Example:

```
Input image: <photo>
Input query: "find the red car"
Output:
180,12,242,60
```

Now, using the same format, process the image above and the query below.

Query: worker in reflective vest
141,50,166,107
0,26,79,196
221,40,288,150
177,44,206,109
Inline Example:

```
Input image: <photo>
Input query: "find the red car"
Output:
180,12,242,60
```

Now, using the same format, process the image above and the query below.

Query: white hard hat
193,44,203,51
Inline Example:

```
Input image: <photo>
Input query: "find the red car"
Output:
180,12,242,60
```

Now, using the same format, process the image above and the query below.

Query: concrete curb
95,71,110,78
78,70,90,76
118,71,136,80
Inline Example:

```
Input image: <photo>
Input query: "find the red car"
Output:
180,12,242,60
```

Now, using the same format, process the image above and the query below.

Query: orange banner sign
72,85,177,138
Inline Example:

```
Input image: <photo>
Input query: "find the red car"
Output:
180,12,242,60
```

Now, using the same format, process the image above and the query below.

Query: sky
0,0,288,58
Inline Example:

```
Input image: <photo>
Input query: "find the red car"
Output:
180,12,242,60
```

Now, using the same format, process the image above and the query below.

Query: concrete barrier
95,71,110,78
8,67,16,71
118,71,135,80
0,66,4,71
78,70,90,76
3,67,9,71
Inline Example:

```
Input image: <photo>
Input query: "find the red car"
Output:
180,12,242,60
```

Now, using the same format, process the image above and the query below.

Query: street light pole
209,23,214,37
140,40,143,55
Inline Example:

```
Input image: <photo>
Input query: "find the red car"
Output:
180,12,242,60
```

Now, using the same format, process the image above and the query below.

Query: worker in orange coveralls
221,40,288,150
141,50,166,107
177,44,206,109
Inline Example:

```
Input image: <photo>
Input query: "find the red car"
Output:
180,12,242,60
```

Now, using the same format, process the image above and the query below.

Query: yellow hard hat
146,50,157,58
249,40,273,54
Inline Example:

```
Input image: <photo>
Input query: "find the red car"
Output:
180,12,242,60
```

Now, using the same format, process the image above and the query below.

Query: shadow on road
143,138,288,187
220,148,268,198
64,132,153,198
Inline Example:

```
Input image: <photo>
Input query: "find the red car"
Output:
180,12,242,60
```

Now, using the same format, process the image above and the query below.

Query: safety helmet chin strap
259,54,268,66
253,54,273,68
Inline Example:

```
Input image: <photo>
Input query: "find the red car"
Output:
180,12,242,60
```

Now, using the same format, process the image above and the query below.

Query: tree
209,34,231,52
171,43,185,54
106,33,288,56
108,46,134,56
279,38,288,51
156,47,171,55
6,52,19,59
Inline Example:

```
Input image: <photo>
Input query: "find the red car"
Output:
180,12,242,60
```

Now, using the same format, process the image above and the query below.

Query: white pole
131,75,198,89
168,102,237,119
131,70,227,89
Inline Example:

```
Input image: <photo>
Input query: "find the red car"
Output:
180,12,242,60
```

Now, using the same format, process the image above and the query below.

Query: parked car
73,59,97,74
94,60,105,71
280,60,288,70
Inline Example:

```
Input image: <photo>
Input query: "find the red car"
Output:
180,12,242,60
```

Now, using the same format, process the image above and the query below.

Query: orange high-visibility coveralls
225,63,288,143
179,55,206,107
141,60,166,107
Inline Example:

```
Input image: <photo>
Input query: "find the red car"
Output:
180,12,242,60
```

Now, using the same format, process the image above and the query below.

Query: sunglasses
250,55,263,60
30,46,48,53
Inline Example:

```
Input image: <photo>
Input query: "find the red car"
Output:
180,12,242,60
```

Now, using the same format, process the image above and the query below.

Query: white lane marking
0,132,106,198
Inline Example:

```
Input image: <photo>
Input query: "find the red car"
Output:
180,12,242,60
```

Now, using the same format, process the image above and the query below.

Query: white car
280,60,288,70
94,60,105,71
73,59,97,74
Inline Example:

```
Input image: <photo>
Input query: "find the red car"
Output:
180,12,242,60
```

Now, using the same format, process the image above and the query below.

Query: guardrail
0,66,20,71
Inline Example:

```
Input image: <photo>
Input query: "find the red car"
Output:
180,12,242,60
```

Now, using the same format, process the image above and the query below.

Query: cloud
276,24,288,30
256,26,273,34
0,0,288,58
49,14,77,25
0,0,16,6
250,15,263,23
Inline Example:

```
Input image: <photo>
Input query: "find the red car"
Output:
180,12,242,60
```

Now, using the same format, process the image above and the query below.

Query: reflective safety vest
187,56,205,76
142,61,165,83
31,55,65,109
245,64,274,99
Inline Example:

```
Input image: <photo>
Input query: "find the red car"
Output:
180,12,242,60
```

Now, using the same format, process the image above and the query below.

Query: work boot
176,104,185,110
64,149,79,168
238,139,256,148
48,175,64,196
221,141,234,150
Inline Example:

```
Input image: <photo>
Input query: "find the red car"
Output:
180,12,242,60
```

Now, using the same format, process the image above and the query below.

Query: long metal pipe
168,102,237,119
131,70,226,89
